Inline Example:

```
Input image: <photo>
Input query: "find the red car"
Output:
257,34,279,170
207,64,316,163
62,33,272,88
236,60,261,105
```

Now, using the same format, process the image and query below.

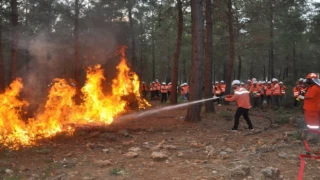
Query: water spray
116,96,224,121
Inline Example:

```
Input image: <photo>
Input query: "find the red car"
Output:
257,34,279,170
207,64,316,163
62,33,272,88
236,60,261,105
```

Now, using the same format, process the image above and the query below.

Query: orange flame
0,47,150,149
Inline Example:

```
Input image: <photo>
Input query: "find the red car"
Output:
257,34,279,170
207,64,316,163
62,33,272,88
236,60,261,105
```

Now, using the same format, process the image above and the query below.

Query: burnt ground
0,101,320,180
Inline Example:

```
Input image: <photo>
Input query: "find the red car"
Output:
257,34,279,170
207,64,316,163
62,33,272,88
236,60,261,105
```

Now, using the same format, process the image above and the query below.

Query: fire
0,47,150,149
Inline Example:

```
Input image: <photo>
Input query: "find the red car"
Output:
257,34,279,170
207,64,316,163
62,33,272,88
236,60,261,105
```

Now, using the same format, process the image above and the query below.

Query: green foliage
109,168,125,176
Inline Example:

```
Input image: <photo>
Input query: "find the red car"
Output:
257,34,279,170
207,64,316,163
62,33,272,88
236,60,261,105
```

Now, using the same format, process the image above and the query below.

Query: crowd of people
140,73,320,131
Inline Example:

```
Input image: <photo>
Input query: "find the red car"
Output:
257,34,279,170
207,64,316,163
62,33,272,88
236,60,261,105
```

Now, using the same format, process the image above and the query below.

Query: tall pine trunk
204,0,215,113
225,0,235,94
128,2,137,70
185,0,205,122
293,41,297,81
74,0,80,87
152,20,155,80
170,0,183,104
10,0,18,82
269,0,274,79
0,17,4,91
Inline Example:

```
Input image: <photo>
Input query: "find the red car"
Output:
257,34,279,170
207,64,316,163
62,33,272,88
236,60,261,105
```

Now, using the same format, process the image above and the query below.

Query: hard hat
220,80,224,83
279,81,283,84
252,78,257,81
253,81,257,84
162,82,166,85
215,81,219,84
306,73,319,79
232,80,241,85
240,82,245,85
272,78,278,82
155,79,159,82
152,81,155,83
142,81,145,84
299,78,304,82
267,81,271,84
168,82,172,85
247,79,252,82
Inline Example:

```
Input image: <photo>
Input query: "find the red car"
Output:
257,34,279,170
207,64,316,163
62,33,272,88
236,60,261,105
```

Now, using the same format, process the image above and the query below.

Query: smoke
14,28,122,114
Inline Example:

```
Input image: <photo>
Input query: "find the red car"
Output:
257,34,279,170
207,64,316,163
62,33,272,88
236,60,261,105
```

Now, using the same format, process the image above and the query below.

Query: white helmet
267,81,271,84
232,80,241,86
247,79,252,82
220,80,224,83
252,78,257,81
240,82,245,85
215,81,219,84
168,82,172,85
162,82,166,85
272,78,278,82
299,78,304,82
155,79,159,82
279,81,283,84
253,81,257,84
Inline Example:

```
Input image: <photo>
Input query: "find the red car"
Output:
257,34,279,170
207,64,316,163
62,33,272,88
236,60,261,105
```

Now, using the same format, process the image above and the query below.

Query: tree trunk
0,17,4,91
225,0,235,94
10,0,18,82
170,0,183,104
139,24,144,78
74,0,80,87
185,0,205,122
237,55,242,80
293,41,297,81
269,0,274,79
128,2,137,70
183,58,187,82
152,22,155,81
204,0,215,113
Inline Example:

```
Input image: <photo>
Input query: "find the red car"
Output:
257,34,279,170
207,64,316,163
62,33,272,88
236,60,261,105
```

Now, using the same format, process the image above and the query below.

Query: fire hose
297,129,320,180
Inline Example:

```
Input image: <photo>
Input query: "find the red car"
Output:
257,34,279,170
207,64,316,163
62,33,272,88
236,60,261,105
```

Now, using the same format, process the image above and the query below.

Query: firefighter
271,78,281,110
167,82,172,99
150,82,156,100
293,83,300,107
301,73,320,129
160,82,168,103
245,80,252,91
250,81,261,109
155,79,161,98
214,81,222,106
180,83,189,101
279,81,286,106
265,81,273,107
260,81,266,107
225,80,254,132
141,82,147,98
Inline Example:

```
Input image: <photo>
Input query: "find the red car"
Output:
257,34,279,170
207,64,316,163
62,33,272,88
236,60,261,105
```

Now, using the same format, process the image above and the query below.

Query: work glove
298,95,304,100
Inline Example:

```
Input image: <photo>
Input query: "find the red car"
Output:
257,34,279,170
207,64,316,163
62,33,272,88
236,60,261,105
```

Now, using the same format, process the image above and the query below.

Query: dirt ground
1,100,320,180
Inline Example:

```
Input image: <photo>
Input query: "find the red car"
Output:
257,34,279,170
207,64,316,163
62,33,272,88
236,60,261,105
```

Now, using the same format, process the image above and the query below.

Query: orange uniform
250,85,261,97
303,84,320,128
293,87,300,98
225,87,251,109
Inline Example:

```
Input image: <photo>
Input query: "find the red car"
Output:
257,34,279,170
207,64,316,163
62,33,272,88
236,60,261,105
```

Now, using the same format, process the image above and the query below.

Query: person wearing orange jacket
265,81,273,107
293,83,300,107
160,82,168,103
154,79,161,98
271,78,281,110
214,81,222,106
141,82,147,98
225,80,254,131
150,82,156,100
279,81,286,106
301,73,320,129
250,81,261,109
260,81,266,107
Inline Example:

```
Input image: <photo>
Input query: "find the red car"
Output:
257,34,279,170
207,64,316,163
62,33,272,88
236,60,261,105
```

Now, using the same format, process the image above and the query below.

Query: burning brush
0,47,150,149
